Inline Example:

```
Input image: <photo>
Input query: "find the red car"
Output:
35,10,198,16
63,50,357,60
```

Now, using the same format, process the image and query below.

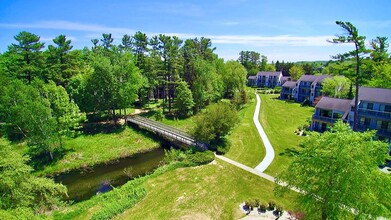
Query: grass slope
258,94,314,176
38,127,160,175
117,158,299,220
225,92,265,168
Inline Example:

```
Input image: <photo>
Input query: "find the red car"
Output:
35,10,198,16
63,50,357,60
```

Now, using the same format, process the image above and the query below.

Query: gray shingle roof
282,81,296,88
298,74,330,83
316,97,352,113
248,75,256,80
351,87,391,105
256,71,282,77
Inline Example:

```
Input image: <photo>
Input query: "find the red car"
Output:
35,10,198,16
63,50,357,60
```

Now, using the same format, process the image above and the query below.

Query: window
381,121,388,130
364,118,371,126
333,112,343,119
385,105,391,113
367,103,373,110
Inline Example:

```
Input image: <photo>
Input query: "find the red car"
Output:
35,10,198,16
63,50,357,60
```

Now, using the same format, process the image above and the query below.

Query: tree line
0,31,248,160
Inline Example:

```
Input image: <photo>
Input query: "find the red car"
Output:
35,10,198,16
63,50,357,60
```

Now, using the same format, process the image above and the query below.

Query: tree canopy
276,121,391,219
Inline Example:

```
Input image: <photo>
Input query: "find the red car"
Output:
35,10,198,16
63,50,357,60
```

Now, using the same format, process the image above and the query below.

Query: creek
54,147,165,202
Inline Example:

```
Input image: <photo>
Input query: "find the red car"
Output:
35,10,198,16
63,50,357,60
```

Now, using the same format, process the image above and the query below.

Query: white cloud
0,20,342,47
0,21,135,36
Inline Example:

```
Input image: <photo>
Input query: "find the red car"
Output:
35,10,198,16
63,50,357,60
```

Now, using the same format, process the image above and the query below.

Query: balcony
377,129,391,137
299,84,311,89
358,109,391,120
312,115,339,124
356,124,391,137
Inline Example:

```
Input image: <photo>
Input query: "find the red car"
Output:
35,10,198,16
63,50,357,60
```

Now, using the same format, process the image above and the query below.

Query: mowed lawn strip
258,94,314,176
38,127,160,176
117,158,299,220
225,92,265,167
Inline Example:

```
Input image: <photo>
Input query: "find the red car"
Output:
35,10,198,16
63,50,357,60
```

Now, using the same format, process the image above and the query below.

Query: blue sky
1,0,390,62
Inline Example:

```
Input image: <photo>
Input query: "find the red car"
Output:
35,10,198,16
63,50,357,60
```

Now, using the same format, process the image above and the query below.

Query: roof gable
351,87,391,105
316,97,352,113
256,71,282,77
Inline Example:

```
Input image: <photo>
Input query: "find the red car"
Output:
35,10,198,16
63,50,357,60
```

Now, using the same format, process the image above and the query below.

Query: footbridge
127,115,208,150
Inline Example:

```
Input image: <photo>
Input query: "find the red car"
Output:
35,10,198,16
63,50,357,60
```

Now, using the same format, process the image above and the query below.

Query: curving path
253,93,275,173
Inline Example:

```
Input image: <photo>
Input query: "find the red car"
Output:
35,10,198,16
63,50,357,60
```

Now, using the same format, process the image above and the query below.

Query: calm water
54,148,165,202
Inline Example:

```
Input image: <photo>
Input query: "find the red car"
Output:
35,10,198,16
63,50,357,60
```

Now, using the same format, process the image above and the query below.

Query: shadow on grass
82,123,125,135
29,147,75,171
279,147,300,157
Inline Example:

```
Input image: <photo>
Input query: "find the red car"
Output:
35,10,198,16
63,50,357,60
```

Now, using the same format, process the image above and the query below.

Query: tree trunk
124,108,127,124
353,45,360,131
113,108,117,125
49,151,54,161
321,210,327,220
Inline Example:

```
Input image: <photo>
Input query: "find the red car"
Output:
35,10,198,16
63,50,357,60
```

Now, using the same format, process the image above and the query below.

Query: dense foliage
0,143,67,215
276,121,391,219
193,102,239,147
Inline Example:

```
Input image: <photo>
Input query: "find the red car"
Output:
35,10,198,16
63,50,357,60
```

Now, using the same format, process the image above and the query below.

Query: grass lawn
258,94,314,176
38,127,160,176
225,92,265,168
160,116,196,134
117,158,299,220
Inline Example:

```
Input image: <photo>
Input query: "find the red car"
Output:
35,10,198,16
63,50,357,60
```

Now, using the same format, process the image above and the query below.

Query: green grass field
117,158,299,220
224,92,265,168
258,94,314,176
38,127,160,176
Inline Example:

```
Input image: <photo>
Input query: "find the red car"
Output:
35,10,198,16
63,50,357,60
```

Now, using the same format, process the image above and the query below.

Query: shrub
275,205,284,217
186,151,215,165
154,109,164,121
245,199,258,210
164,148,187,163
216,145,230,155
268,200,276,210
258,203,267,212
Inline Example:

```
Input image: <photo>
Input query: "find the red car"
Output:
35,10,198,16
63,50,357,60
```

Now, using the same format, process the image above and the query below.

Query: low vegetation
37,126,161,176
116,158,299,219
258,94,314,175
225,91,265,167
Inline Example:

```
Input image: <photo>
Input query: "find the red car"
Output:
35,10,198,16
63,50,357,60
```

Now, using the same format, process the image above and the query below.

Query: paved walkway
253,93,275,172
215,154,300,193
215,154,275,182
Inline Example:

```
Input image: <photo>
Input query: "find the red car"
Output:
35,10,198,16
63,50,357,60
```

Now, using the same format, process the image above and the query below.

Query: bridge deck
127,116,207,149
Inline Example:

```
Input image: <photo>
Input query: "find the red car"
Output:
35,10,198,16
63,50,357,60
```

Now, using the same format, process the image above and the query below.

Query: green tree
276,121,391,219
368,63,391,89
101,33,114,50
289,64,305,80
329,21,367,131
46,35,78,86
7,31,44,83
222,61,247,98
192,58,223,113
238,51,261,75
174,81,194,118
321,76,351,98
0,143,66,213
0,79,58,158
193,102,239,145
0,79,85,160
370,36,389,63
36,81,86,139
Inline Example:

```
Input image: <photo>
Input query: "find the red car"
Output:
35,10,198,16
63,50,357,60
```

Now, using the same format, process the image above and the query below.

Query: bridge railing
127,116,197,146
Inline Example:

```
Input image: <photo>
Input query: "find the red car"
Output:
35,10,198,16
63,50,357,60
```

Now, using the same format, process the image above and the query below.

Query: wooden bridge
127,116,208,150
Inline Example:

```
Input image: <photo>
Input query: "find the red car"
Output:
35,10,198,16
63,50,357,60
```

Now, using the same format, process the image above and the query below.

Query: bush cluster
243,199,286,218
164,148,215,166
